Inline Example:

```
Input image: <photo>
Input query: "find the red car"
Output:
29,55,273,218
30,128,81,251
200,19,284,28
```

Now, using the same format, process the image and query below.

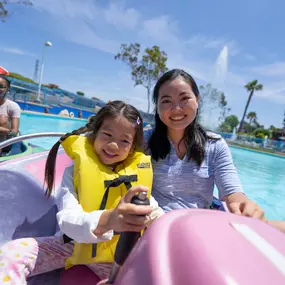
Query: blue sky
1,0,285,128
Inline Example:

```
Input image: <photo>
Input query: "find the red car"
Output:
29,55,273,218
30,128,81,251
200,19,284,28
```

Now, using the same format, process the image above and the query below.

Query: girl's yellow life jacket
61,135,153,267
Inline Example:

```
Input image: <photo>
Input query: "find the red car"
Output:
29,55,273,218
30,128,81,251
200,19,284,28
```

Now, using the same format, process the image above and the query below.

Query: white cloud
233,62,285,104
244,54,256,61
32,0,140,54
103,2,140,30
33,0,140,29
186,35,223,48
254,81,285,104
33,0,95,19
65,20,120,54
251,62,285,77
140,15,178,43
185,35,240,56
0,46,35,57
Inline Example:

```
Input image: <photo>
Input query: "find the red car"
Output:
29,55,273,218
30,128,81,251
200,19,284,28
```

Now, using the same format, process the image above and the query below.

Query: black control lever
107,192,150,284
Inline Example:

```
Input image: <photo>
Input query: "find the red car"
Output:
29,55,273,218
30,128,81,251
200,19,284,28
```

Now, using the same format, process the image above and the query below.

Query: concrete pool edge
21,111,87,122
228,143,285,159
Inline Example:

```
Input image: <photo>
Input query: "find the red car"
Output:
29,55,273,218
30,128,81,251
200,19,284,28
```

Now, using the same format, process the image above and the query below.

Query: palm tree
246,111,257,125
269,125,276,132
238,80,263,133
283,111,285,136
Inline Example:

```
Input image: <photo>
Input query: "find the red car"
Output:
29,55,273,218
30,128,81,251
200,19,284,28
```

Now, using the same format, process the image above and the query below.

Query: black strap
92,175,138,257
104,175,137,189
63,234,73,244
100,175,137,210
63,174,138,248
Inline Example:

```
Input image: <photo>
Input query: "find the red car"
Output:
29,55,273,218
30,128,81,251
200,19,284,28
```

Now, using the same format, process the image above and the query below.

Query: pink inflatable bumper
60,209,285,285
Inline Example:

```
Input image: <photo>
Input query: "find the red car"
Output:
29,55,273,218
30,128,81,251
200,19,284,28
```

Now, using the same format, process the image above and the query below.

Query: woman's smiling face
157,76,199,132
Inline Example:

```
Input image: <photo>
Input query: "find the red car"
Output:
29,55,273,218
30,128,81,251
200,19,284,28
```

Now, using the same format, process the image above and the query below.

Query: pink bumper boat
0,134,285,285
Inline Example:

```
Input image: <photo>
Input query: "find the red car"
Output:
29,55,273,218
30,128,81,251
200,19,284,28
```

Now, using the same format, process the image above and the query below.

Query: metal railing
219,132,285,153
0,132,65,150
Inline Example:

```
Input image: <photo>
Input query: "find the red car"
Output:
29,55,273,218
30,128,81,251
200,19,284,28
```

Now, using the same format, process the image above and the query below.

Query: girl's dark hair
148,68,218,166
45,100,144,197
0,75,11,89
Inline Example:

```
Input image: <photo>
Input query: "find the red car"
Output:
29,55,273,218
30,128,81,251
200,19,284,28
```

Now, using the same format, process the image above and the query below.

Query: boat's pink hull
113,209,285,285
1,150,284,284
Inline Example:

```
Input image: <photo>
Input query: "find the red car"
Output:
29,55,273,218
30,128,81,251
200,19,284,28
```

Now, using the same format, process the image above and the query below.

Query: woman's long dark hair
44,100,144,197
148,69,218,166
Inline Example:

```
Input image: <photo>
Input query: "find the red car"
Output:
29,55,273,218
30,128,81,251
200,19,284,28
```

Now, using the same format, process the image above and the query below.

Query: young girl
0,101,163,284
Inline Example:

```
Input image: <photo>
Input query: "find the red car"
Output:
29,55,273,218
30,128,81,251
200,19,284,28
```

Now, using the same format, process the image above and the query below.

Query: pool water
229,147,285,221
21,113,285,220
21,113,151,150
21,113,87,149
17,102,95,119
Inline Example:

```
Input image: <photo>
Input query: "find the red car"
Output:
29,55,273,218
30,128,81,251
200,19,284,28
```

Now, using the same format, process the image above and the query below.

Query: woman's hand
228,199,266,221
94,186,153,236
268,220,285,233
225,193,266,221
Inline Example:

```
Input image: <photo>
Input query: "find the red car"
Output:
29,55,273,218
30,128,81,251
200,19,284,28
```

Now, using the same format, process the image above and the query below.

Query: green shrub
256,133,265,139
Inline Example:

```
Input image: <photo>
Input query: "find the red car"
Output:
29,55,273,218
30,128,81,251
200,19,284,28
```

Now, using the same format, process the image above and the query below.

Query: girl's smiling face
94,115,136,166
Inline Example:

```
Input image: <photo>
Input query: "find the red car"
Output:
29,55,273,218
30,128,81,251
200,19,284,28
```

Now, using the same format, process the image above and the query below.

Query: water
215,45,228,87
21,113,87,149
230,147,285,221
199,85,222,130
20,113,150,149
20,113,285,220
200,46,229,130
230,127,237,141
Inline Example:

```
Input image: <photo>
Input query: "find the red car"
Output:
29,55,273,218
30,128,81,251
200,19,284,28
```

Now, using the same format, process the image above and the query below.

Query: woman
146,69,266,219
0,75,20,154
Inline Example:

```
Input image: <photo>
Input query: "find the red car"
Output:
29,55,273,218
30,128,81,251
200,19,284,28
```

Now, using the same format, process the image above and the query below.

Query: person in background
0,75,21,155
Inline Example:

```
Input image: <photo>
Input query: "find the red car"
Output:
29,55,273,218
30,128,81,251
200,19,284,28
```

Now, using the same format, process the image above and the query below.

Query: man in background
0,75,21,155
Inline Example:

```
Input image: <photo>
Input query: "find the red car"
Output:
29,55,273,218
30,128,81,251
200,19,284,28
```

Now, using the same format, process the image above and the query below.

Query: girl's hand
94,186,153,235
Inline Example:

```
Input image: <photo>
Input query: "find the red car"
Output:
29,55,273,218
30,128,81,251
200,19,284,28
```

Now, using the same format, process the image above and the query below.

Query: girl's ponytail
44,123,93,197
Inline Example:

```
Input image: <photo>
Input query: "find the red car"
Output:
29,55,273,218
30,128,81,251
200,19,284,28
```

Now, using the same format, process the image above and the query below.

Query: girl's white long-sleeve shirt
56,164,164,244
